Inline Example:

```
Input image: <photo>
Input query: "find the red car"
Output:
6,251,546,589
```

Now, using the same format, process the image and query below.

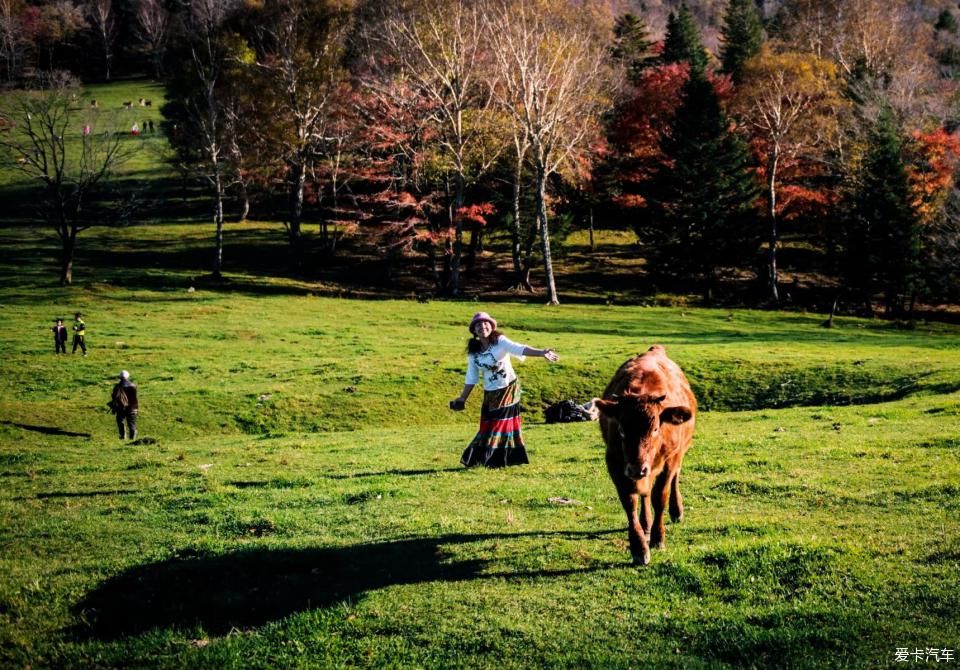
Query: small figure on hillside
451,311,560,468
72,312,87,356
131,122,140,136
109,370,139,440
52,318,68,354
148,119,155,133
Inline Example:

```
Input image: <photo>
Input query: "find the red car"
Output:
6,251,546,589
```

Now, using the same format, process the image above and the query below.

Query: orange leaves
455,202,496,226
907,128,960,225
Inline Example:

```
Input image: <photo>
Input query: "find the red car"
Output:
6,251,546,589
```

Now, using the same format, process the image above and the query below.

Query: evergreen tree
719,0,764,83
935,8,958,34
844,110,922,314
661,4,708,74
611,13,657,84
641,70,760,297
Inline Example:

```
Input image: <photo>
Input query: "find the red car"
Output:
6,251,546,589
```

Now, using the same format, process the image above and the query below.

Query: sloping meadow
1,290,959,668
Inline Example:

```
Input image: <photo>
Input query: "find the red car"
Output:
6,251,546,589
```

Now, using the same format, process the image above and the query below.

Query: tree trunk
449,172,465,295
511,153,523,287
213,167,224,278
60,228,76,286
588,206,595,251
289,162,305,267
536,164,559,305
767,148,780,304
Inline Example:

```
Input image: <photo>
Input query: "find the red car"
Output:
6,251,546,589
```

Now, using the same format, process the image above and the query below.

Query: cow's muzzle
624,463,650,481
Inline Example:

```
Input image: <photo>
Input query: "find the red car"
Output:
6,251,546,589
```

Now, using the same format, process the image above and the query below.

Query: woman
451,312,560,467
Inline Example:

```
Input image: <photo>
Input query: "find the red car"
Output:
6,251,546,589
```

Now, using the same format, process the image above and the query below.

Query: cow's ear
660,405,693,425
594,398,620,418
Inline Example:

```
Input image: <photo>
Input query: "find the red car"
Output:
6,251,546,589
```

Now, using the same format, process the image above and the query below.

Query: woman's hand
543,348,560,362
449,398,466,411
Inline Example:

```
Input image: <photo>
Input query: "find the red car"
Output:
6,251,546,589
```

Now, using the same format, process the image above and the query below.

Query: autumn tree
734,46,843,302
486,0,614,304
0,84,135,285
719,0,763,83
374,0,500,295
246,0,354,267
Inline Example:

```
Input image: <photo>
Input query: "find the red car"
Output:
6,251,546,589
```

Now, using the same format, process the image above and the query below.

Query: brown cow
595,345,696,565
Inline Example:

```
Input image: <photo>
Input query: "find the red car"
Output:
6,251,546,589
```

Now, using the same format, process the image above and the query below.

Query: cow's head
595,392,693,481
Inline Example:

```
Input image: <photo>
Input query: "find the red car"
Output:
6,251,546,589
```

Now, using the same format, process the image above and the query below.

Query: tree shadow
1,421,91,438
72,530,622,640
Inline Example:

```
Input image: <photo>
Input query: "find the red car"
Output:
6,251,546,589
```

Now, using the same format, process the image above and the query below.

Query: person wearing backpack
110,370,139,440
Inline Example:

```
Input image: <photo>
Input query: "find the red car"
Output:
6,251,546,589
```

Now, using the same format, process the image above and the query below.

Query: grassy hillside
1,78,959,670
1,282,959,668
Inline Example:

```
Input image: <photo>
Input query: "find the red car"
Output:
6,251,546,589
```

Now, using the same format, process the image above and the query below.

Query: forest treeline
2,0,960,315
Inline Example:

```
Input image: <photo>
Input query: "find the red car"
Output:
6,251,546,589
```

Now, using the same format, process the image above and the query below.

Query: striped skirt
460,380,529,468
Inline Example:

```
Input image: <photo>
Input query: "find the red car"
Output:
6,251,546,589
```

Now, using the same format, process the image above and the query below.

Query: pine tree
720,0,764,83
661,4,708,74
844,110,922,314
611,13,657,84
641,70,760,297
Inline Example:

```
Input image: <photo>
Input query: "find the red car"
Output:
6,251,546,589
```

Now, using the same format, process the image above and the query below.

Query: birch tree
85,0,116,81
135,0,171,79
162,0,240,278
735,47,843,302
486,0,613,304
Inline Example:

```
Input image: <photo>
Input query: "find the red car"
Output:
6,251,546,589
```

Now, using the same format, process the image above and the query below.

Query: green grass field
1,275,959,668
1,79,959,669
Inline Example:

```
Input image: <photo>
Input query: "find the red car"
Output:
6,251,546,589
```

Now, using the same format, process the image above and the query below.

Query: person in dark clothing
72,312,87,356
52,318,68,354
110,370,139,440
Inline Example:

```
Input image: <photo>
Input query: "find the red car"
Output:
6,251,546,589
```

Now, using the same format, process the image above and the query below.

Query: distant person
148,119,155,133
52,318,67,354
110,370,139,440
450,311,559,468
72,312,87,356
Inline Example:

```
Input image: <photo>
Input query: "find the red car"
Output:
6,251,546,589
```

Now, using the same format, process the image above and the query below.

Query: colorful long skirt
460,380,529,468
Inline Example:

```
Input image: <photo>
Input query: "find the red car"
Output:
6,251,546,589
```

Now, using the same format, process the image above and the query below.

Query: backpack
111,385,129,413
544,399,593,424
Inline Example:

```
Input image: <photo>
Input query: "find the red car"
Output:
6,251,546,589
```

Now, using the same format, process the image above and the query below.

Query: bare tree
164,0,240,278
376,0,500,295
135,0,171,79
0,85,135,285
486,0,614,304
85,0,116,81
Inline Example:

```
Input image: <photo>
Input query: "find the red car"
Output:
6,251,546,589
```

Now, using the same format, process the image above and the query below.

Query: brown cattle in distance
595,345,697,565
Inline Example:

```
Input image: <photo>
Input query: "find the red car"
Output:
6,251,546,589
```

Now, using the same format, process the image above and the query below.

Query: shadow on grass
324,467,466,479
72,530,621,640
33,489,138,499
1,421,91,438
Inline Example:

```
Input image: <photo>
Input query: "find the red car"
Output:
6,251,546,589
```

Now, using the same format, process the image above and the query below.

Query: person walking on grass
451,312,559,468
72,312,87,356
110,370,139,440
52,318,67,354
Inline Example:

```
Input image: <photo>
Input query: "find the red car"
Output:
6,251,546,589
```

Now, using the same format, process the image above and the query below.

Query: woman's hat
468,311,497,334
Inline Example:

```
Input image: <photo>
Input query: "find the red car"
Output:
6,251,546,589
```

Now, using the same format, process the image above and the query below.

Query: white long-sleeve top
465,336,528,391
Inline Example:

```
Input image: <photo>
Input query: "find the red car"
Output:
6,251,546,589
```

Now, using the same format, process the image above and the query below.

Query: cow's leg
650,470,671,550
669,469,684,523
639,492,651,542
613,481,650,565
